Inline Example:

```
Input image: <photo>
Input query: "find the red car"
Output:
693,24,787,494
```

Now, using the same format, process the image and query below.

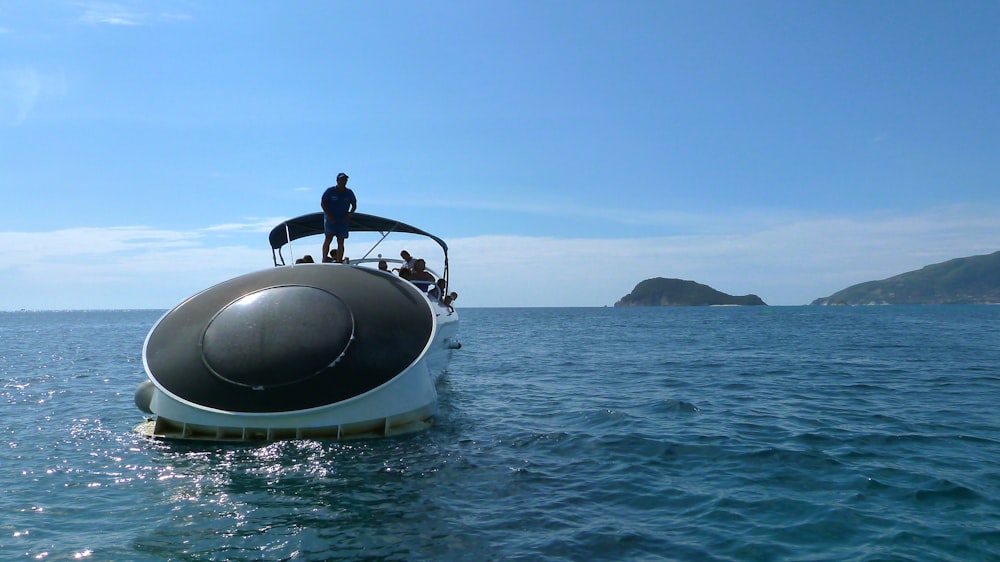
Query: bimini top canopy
269,212,449,267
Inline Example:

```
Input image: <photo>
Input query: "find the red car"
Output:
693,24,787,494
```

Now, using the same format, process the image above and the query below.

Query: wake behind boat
134,212,460,441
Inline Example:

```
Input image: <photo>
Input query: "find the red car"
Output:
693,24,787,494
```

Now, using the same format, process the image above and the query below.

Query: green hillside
614,278,766,307
812,251,1000,305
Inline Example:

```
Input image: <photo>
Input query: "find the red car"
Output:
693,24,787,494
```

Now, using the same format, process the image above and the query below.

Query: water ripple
2,308,1000,560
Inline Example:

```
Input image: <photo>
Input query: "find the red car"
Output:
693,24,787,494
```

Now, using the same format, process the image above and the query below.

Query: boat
133,212,461,441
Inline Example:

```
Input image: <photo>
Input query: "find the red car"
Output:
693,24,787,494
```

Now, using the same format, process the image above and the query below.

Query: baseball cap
337,172,349,180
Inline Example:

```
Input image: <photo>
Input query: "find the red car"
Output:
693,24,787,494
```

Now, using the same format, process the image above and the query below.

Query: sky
1,1,998,309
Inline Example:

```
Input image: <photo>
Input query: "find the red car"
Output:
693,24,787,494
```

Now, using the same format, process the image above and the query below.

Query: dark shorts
324,217,350,239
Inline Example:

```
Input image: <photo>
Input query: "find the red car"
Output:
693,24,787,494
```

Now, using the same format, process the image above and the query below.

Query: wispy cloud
75,2,190,26
0,226,201,260
202,218,287,234
2,206,999,310
0,226,259,310
368,193,798,234
437,204,1000,307
0,67,67,125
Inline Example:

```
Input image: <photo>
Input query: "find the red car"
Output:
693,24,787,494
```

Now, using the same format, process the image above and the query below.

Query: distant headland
614,278,767,307
812,250,1000,306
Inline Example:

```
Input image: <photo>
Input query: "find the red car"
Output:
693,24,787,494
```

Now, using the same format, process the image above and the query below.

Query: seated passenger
410,259,436,291
443,291,457,313
428,278,446,300
393,249,416,276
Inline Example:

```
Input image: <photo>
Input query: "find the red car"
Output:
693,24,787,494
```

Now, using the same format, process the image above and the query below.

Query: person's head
449,291,458,301
400,250,411,261
336,172,349,188
437,278,446,289
378,260,388,271
414,258,426,271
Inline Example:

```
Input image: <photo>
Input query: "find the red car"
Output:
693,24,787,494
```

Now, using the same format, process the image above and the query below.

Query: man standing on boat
321,172,357,263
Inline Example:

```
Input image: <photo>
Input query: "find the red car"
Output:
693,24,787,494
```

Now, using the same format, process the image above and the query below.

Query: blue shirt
321,187,356,218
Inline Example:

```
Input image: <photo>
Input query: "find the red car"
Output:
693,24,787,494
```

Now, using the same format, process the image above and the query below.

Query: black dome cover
144,265,434,413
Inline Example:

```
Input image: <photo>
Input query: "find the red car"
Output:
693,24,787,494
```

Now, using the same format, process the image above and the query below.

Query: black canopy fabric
269,212,447,252
269,212,449,267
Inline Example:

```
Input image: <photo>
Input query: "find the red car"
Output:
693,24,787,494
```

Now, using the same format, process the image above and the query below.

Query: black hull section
143,265,433,413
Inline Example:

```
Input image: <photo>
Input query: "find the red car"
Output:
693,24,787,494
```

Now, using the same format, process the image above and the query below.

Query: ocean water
1,306,999,561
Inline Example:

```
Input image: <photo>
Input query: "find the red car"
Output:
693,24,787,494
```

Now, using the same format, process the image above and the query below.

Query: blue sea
2,306,1000,561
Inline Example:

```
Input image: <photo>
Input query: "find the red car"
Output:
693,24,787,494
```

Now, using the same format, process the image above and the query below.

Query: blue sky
1,1,998,309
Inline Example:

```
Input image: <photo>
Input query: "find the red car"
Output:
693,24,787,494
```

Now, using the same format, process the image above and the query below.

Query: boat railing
292,257,447,299
269,212,450,296
309,257,442,279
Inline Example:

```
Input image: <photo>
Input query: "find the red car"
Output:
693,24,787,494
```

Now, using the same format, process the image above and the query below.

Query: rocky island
615,278,767,307
812,250,1000,305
